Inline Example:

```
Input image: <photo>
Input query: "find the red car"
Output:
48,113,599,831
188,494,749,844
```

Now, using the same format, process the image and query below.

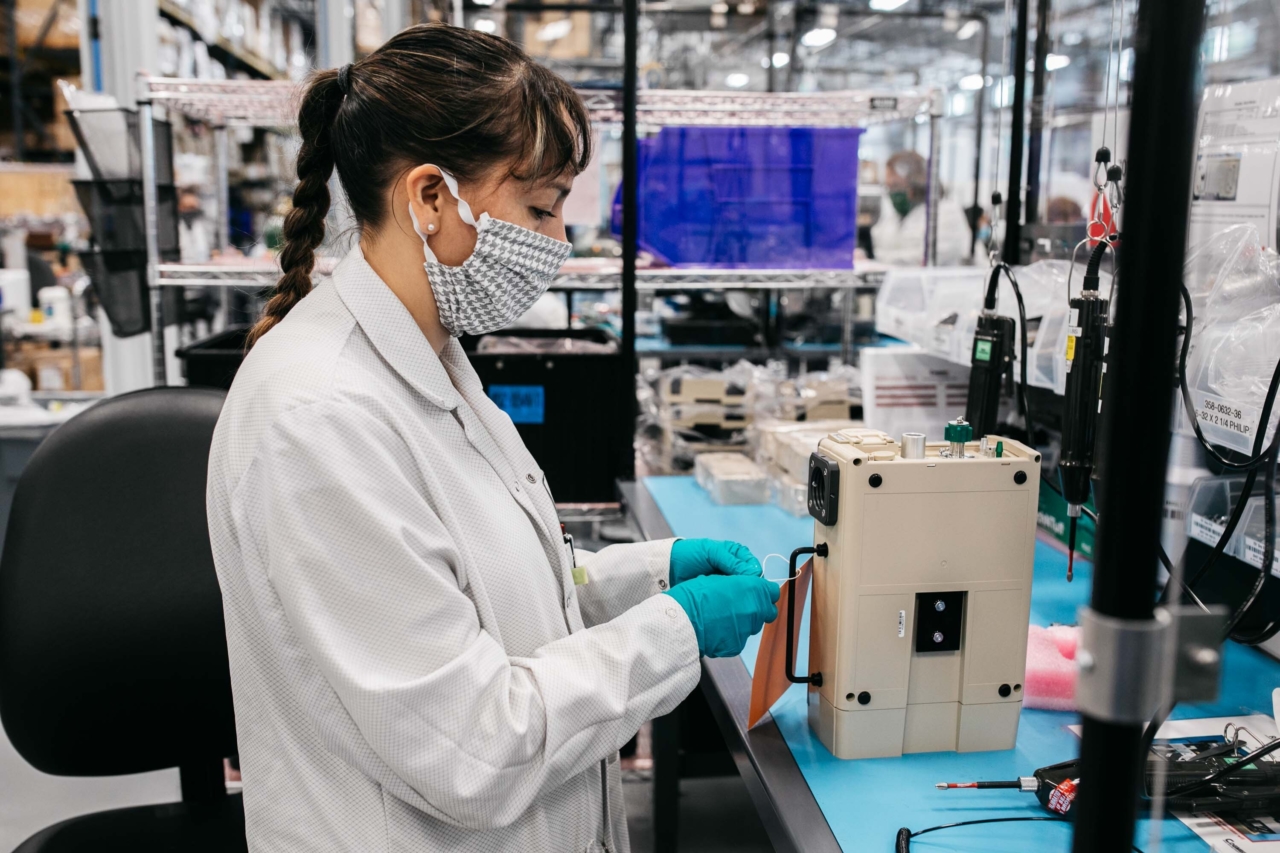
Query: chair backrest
0,387,236,777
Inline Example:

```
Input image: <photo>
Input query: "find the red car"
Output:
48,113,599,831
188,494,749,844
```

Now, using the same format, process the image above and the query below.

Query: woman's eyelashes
530,207,556,222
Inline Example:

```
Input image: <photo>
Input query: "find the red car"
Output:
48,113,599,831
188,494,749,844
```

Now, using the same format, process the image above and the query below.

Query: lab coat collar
332,245,461,411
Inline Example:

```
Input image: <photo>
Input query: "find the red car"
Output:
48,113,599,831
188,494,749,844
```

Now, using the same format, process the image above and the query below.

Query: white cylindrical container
38,286,73,331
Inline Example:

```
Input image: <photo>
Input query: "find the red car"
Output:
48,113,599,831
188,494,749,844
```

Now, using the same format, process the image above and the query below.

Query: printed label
1065,336,1077,361
898,610,906,638
1047,778,1079,815
1069,308,1080,327
488,384,546,424
1189,513,1227,547
974,339,993,362
1195,393,1261,443
1244,538,1280,577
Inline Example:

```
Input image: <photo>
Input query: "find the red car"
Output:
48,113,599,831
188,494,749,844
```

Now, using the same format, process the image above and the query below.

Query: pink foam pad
1045,624,1079,660
1023,625,1078,711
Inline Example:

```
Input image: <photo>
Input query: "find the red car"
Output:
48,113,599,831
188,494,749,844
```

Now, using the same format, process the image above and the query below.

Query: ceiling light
800,27,836,48
817,3,838,28
1045,53,1071,71
711,2,729,12
473,17,497,33
761,56,771,68
726,72,750,88
536,18,573,41
958,73,984,91
868,0,908,10
473,0,496,5
772,51,790,68
737,2,756,13
956,20,980,40
1062,30,1083,46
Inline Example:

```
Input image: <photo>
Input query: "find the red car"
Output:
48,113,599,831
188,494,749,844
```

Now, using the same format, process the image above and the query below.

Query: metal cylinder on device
901,432,926,459
944,418,973,459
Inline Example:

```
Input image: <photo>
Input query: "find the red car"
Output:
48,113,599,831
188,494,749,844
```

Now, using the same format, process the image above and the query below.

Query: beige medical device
791,422,1040,760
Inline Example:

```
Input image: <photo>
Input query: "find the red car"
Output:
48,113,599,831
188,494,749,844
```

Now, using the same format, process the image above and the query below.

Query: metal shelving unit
134,74,941,385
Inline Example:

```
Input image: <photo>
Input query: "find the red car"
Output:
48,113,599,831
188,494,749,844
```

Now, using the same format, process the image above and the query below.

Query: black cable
1166,733,1280,797
1224,441,1278,642
895,817,1146,852
1177,283,1280,472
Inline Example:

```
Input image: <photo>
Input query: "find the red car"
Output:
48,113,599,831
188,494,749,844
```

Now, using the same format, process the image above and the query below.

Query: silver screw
933,631,944,644
934,600,946,612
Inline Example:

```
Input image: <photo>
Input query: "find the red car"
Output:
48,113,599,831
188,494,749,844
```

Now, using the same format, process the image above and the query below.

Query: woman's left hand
669,539,762,587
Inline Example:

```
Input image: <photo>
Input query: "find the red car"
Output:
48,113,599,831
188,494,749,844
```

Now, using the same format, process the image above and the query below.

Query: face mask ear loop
405,202,440,265
436,167,492,232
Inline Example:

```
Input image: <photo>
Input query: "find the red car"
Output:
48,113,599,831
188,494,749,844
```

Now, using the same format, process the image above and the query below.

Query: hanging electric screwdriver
1057,236,1112,581
964,265,1017,438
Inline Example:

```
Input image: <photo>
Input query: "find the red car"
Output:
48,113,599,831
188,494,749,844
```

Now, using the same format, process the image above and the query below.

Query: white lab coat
871,197,975,267
206,246,701,852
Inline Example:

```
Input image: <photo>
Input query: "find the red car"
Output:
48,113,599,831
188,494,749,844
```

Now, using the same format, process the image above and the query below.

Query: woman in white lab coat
205,24,779,853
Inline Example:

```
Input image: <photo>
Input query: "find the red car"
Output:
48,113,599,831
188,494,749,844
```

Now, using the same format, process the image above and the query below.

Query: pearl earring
427,224,436,232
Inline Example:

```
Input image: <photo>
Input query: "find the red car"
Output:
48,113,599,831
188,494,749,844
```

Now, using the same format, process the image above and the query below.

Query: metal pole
1069,0,1207,850
213,125,231,332
6,0,23,161
1002,0,1029,266
136,75,167,386
970,17,989,260
1025,0,1051,225
620,0,637,480
925,101,942,266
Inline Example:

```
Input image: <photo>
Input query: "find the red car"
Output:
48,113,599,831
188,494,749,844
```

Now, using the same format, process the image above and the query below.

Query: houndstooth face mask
407,167,572,337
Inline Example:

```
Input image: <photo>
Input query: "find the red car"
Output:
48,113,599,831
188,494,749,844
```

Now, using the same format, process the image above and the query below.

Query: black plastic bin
79,250,154,338
177,327,249,390
65,107,174,183
464,328,628,503
72,180,179,254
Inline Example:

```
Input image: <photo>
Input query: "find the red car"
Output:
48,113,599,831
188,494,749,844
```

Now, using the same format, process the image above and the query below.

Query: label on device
1047,778,1079,815
488,385,546,424
1193,392,1261,454
974,339,993,362
1189,513,1227,548
1065,336,1077,361
1244,538,1280,577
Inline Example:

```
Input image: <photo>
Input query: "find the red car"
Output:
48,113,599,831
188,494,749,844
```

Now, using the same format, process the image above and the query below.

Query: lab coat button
657,578,668,590
526,472,537,484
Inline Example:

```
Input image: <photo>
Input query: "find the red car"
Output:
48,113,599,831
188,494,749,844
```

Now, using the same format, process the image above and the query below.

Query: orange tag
748,557,813,729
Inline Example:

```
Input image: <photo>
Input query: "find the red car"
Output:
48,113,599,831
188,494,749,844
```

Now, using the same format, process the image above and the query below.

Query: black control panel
808,452,840,525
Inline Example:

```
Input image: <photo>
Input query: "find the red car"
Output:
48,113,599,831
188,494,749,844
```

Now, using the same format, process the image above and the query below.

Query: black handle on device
785,544,827,686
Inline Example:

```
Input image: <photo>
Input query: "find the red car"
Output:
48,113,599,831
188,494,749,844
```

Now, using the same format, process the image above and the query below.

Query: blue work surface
643,475,1280,852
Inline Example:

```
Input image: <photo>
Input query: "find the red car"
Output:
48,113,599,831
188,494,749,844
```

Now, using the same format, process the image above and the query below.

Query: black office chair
0,387,246,852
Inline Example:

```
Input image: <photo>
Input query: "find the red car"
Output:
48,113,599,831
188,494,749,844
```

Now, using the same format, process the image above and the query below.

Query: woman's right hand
663,574,780,658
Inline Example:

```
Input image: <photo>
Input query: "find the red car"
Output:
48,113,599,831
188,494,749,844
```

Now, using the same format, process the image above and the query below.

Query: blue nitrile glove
669,539,762,587
664,574,780,658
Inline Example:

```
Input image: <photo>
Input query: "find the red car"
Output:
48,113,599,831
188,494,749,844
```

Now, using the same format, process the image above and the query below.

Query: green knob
944,419,973,444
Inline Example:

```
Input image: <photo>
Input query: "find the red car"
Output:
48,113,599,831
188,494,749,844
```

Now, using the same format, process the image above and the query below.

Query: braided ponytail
246,69,345,348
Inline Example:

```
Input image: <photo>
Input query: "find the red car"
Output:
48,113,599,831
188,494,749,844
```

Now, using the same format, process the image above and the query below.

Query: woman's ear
405,164,446,235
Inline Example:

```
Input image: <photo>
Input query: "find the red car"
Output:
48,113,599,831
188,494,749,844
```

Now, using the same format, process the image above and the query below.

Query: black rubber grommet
857,691,872,705
1014,470,1028,484
869,473,883,488
999,683,1012,698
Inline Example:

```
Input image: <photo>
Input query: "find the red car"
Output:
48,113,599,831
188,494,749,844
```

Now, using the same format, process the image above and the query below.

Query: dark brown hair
247,24,593,347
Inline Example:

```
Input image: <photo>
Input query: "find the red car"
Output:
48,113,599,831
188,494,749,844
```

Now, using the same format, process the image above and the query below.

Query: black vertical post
1002,0,1029,266
1025,0,1051,225
6,0,23,161
620,0,638,481
970,16,989,259
1069,0,1206,851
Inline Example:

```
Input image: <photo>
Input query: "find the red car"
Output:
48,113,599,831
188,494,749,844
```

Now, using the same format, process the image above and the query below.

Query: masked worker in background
870,149,974,266
204,25,777,853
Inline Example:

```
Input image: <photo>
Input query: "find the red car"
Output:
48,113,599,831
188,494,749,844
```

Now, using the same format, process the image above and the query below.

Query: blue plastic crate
613,126,862,268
